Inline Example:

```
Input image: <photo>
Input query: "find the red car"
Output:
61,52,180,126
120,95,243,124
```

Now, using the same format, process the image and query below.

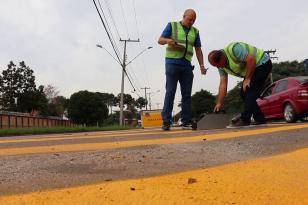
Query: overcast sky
1,0,307,112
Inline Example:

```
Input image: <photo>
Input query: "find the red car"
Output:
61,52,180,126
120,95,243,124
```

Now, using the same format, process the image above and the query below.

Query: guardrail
0,111,73,129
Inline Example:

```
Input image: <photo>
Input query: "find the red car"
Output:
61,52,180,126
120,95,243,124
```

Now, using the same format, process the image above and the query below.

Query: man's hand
158,37,176,46
200,65,207,75
167,39,177,46
214,103,223,112
243,78,251,92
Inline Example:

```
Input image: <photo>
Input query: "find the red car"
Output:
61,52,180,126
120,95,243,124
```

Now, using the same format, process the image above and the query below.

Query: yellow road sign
141,110,163,128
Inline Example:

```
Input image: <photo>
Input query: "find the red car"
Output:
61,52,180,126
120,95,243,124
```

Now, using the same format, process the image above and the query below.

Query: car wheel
284,103,297,123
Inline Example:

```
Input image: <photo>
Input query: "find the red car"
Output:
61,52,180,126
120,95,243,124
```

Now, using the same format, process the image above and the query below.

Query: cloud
0,0,308,113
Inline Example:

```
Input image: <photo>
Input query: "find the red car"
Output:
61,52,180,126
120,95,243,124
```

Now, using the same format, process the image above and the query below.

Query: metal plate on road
197,113,231,130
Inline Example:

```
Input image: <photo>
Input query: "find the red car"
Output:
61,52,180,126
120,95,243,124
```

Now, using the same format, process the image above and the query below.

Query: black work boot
251,120,267,125
162,122,171,131
230,118,250,127
181,121,197,130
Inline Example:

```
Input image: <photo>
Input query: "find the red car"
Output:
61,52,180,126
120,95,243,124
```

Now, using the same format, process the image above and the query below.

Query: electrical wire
119,0,130,39
93,0,122,63
93,0,139,92
103,0,121,40
126,64,143,96
97,0,122,59
132,0,140,39
131,0,151,88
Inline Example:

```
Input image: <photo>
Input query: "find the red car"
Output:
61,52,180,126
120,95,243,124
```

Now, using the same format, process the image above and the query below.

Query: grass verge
0,125,133,137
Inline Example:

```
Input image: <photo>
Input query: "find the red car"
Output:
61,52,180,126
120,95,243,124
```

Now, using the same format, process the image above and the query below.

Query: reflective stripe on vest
166,22,198,62
223,42,265,78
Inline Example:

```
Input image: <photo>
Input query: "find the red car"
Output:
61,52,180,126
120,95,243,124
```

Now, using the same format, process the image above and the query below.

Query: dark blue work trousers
240,60,272,122
162,63,194,124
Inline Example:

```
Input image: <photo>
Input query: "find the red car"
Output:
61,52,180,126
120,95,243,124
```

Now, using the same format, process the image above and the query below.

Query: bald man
208,42,272,127
158,9,207,131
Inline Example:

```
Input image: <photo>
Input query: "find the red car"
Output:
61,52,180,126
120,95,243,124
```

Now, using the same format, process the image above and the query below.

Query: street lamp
126,46,153,66
96,44,153,125
96,44,121,66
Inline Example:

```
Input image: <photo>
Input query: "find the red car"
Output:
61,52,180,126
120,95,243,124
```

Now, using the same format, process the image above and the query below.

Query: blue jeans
162,63,194,124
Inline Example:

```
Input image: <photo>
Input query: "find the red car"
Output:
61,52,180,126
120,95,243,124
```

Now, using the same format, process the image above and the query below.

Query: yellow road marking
1,148,307,205
0,127,165,141
0,130,192,144
1,124,308,156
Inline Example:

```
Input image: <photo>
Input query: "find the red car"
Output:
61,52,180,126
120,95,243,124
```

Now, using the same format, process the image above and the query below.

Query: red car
257,76,308,123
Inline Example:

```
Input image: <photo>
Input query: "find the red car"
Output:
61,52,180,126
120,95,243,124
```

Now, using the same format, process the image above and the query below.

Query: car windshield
262,84,275,97
274,80,288,93
296,76,308,84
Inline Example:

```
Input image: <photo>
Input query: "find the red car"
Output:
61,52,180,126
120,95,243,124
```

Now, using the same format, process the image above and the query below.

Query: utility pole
148,90,161,110
265,49,278,84
148,92,153,110
156,103,161,109
141,87,150,110
93,0,153,125
119,38,139,126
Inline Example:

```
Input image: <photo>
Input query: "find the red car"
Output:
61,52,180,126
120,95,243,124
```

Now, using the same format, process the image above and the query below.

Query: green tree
96,92,116,114
116,93,136,109
68,91,108,126
115,93,138,120
272,60,306,81
103,113,119,125
48,96,69,117
191,89,216,118
18,85,48,114
135,97,147,110
124,93,135,109
0,61,36,111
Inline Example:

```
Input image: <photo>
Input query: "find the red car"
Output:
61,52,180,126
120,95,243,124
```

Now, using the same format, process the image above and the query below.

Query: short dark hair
208,50,224,64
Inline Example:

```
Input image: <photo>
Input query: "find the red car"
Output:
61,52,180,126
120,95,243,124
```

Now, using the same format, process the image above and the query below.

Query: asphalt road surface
0,122,308,204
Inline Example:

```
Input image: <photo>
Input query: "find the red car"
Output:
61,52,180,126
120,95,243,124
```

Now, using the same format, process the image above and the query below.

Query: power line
93,0,139,92
103,0,121,40
132,0,140,39
109,0,143,94
96,44,121,65
97,0,122,58
97,0,142,94
130,0,151,88
101,0,151,92
126,64,143,96
119,0,130,38
93,0,122,63
93,0,150,101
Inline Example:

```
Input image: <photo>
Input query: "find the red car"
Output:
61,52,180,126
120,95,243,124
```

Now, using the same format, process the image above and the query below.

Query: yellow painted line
0,130,192,144
1,148,308,205
1,124,308,156
0,127,164,141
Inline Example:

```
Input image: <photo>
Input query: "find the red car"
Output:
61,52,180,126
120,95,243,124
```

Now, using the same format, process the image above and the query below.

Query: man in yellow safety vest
208,42,272,127
158,9,207,131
